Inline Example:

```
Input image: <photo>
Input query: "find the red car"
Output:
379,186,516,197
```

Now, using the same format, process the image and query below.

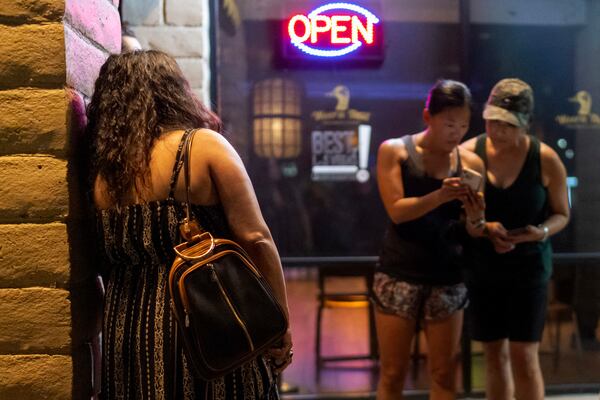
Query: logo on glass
287,3,381,58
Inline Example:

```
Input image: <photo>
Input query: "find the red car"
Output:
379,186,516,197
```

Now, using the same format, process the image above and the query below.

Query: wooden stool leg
315,299,324,371
368,302,378,359
553,313,561,372
571,311,584,371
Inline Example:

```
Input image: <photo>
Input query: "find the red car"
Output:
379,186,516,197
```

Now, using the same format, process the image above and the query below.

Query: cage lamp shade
252,78,302,159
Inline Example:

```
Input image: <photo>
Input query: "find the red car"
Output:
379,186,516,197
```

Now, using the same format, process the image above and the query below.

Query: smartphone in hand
461,167,483,191
507,227,529,236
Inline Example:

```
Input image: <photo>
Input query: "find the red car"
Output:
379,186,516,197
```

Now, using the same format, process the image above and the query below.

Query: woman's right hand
435,177,469,205
486,222,515,253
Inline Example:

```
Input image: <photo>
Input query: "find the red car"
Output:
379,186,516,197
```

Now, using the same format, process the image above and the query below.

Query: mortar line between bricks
63,17,113,56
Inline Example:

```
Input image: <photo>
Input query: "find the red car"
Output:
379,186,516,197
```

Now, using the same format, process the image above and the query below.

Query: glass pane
215,0,600,396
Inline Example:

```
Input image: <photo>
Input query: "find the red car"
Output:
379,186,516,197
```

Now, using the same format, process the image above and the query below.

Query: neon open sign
286,3,381,58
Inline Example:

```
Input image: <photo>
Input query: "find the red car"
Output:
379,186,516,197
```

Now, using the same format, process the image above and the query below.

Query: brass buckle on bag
174,231,216,261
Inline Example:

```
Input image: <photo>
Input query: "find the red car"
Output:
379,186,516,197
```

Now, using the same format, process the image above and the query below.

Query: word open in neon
287,3,380,57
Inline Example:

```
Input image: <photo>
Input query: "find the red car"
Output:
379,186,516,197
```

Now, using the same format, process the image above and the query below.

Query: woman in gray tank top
374,80,488,399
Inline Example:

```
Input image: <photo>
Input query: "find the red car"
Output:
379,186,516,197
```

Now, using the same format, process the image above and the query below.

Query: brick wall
123,0,212,105
0,0,120,398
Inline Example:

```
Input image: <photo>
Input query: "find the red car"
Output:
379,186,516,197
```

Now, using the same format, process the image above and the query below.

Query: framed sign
280,2,384,66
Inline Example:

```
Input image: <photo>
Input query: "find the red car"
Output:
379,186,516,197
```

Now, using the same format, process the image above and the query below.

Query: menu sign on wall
310,85,372,182
311,125,371,182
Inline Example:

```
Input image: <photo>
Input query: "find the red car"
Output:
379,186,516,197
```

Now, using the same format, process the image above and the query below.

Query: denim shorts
372,272,468,321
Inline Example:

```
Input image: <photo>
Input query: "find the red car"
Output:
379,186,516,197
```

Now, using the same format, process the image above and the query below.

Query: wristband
469,217,486,230
538,224,549,242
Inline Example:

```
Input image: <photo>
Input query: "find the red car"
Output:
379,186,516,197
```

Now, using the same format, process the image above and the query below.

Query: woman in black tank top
374,80,487,399
461,79,569,400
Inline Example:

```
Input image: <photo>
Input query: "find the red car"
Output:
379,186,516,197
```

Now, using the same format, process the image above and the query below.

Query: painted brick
0,355,71,399
0,24,66,89
176,57,204,88
166,0,204,26
65,24,110,98
0,156,68,223
0,0,64,24
0,288,71,354
0,223,69,288
0,89,67,156
65,0,122,54
192,88,211,109
133,26,205,57
122,0,162,26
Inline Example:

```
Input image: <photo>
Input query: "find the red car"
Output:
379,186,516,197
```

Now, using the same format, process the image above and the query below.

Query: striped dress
96,130,278,399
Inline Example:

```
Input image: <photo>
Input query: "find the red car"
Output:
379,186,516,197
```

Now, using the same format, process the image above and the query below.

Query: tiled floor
279,268,600,398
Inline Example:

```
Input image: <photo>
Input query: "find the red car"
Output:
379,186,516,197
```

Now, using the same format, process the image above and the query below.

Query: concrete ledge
166,0,204,26
0,24,66,89
0,89,67,156
0,223,69,288
133,26,205,57
0,288,71,355
0,355,71,399
122,0,162,26
0,155,68,223
175,57,204,89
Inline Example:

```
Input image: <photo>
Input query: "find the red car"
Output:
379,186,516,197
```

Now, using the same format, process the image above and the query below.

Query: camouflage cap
483,78,534,128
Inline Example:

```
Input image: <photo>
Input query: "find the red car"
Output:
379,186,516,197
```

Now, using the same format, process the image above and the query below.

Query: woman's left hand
267,329,293,374
507,225,544,244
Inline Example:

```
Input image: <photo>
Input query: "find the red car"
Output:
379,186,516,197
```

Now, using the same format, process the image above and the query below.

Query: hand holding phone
507,227,530,236
461,167,483,191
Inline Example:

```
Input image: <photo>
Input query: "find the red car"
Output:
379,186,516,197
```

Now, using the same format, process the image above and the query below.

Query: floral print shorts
372,272,468,321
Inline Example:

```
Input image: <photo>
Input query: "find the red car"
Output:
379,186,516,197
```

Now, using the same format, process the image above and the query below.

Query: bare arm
376,139,466,224
541,144,570,234
508,143,570,244
199,130,289,318
195,130,292,371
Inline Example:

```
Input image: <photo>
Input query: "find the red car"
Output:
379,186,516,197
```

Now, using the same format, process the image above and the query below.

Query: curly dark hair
86,50,221,207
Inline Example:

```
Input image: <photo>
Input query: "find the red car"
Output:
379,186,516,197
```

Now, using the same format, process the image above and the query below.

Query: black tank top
465,134,552,286
377,135,466,285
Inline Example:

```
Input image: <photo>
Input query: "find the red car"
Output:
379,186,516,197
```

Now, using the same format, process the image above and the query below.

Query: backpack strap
179,129,203,240
167,129,193,200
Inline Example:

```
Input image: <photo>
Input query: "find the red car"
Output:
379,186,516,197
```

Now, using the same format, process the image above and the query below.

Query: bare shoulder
460,136,478,152
378,136,407,163
539,141,561,162
458,146,485,173
93,176,112,209
191,129,239,160
539,141,566,176
193,128,230,148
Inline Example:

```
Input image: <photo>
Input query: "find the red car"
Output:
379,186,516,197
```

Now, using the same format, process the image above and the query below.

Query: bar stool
315,262,379,371
545,279,583,371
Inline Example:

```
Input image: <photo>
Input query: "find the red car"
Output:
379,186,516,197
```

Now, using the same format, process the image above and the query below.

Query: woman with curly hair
87,50,292,399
